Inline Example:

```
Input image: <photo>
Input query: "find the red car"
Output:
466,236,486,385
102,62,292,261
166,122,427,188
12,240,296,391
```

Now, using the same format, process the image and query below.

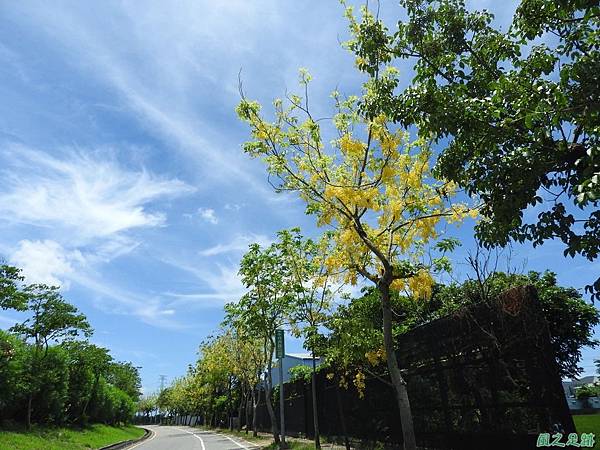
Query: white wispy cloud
163,292,236,310
160,259,247,308
0,145,195,318
2,1,283,196
11,239,84,288
198,207,218,225
93,236,142,263
185,262,245,297
198,233,272,256
224,203,244,211
0,144,194,240
70,271,186,330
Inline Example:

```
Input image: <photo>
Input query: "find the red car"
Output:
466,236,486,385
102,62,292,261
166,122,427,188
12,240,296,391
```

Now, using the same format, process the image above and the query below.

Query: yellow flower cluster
381,135,400,155
324,255,339,272
353,371,366,399
340,134,364,159
369,114,387,137
415,216,440,241
355,56,367,68
382,185,406,218
252,121,280,141
404,161,427,190
381,164,395,183
408,270,434,300
325,250,361,285
339,374,349,390
365,347,386,366
324,185,379,210
448,204,478,223
390,278,406,291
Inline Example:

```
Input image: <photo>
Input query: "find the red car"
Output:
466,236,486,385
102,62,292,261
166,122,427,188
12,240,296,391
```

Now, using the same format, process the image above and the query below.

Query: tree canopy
0,263,140,427
345,0,600,298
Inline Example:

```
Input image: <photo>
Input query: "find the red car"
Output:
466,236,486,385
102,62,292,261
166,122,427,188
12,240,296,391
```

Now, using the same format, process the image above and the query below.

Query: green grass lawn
0,424,145,450
574,414,600,441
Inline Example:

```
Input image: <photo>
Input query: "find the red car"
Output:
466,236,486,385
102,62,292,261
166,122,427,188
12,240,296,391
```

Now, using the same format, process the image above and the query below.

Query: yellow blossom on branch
237,74,477,300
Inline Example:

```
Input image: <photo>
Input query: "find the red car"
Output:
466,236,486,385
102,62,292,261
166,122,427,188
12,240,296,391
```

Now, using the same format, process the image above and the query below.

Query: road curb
99,427,153,450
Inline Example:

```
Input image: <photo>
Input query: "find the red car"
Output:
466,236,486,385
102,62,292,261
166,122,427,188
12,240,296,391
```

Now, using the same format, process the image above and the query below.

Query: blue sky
0,1,597,394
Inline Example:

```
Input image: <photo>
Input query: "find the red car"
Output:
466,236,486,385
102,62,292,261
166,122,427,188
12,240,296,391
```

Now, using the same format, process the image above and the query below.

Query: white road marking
126,428,156,449
181,427,207,450
216,432,250,449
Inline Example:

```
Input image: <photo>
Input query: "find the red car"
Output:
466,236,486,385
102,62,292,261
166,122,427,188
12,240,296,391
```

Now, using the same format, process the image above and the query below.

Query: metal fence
253,286,574,449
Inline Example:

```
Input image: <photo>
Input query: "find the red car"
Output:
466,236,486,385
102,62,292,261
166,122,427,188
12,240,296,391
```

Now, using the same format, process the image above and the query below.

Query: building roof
286,352,315,360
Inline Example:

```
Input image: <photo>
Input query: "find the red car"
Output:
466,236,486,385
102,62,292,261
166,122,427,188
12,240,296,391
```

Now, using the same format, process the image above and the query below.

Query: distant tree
223,326,265,433
89,378,136,425
26,345,70,425
157,386,174,418
158,372,197,420
10,285,92,350
62,341,112,424
107,361,142,403
1,264,140,427
225,240,295,445
288,364,314,383
0,264,26,310
279,228,336,449
575,384,600,408
0,329,28,421
137,394,158,421
201,333,237,428
9,284,92,429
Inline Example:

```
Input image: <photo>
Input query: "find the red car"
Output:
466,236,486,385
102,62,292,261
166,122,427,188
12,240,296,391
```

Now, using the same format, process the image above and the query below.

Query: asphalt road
128,426,259,450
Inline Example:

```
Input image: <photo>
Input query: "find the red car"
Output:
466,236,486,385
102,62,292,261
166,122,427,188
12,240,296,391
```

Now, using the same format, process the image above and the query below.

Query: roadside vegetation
0,423,144,450
0,265,142,430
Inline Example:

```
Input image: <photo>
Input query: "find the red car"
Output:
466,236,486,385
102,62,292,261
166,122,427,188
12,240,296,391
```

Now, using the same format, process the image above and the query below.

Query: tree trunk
80,375,99,425
253,386,261,437
265,375,279,444
26,393,33,430
245,390,252,434
237,389,245,432
265,359,280,444
228,376,234,431
380,282,417,450
311,352,321,449
335,384,351,450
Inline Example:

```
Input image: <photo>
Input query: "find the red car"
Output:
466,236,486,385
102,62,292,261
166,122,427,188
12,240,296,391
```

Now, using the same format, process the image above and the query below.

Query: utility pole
158,375,167,425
